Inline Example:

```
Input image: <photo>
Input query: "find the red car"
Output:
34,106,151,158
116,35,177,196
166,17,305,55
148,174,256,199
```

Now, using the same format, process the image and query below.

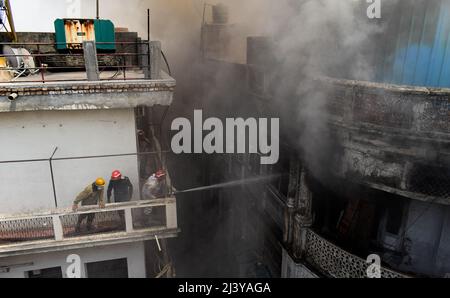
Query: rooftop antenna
147,8,150,41
96,0,99,19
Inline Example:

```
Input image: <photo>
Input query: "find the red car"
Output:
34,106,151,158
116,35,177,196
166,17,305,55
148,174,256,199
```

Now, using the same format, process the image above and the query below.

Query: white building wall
0,109,139,215
0,241,146,278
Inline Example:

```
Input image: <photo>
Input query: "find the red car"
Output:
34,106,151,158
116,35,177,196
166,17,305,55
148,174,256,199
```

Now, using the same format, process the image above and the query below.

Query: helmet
95,178,106,187
111,170,122,180
155,170,166,179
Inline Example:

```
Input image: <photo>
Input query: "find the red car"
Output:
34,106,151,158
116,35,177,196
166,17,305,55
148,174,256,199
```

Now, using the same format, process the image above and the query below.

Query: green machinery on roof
54,18,116,52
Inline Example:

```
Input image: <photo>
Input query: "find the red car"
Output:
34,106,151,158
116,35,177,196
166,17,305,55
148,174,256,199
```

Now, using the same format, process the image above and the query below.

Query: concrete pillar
52,215,63,241
140,39,150,79
166,200,178,230
124,208,133,233
292,168,313,259
297,168,313,221
284,155,301,246
150,41,162,79
283,197,296,245
83,41,99,81
292,213,312,259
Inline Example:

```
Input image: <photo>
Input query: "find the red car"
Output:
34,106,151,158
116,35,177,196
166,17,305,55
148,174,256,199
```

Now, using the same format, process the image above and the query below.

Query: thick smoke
264,0,385,179
53,0,396,276
133,0,387,276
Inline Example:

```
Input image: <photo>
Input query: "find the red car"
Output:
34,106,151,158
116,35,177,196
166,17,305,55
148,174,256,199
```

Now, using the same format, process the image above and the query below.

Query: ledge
316,76,450,96
0,72,176,113
0,198,179,257
0,228,180,258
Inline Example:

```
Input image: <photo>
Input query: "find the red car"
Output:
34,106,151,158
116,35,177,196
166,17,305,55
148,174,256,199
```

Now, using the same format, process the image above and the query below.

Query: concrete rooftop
0,71,176,113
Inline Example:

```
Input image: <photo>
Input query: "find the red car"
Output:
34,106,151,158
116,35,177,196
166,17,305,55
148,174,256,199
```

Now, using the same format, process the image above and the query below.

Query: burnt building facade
185,1,450,278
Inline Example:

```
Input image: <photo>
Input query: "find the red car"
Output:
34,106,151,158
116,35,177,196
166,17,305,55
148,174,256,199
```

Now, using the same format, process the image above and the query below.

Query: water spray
170,174,281,195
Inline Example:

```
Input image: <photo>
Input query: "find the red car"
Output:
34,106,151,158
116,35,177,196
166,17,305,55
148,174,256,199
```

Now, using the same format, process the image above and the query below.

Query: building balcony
298,228,409,278
0,197,178,258
316,77,450,204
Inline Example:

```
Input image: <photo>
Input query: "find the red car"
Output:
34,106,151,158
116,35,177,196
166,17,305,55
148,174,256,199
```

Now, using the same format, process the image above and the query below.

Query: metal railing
303,228,409,278
0,198,177,248
0,41,156,83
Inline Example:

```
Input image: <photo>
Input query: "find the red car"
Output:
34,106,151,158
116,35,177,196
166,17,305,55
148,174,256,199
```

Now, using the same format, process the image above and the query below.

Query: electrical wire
0,150,172,165
161,50,172,76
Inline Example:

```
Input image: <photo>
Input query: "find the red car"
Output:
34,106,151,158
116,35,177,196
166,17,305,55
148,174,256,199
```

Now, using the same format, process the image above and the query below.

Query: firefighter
72,178,106,233
142,170,167,200
107,170,133,203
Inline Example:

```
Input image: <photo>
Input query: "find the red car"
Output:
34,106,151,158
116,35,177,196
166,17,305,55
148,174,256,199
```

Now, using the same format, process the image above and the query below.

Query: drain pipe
96,0,100,19
8,93,18,101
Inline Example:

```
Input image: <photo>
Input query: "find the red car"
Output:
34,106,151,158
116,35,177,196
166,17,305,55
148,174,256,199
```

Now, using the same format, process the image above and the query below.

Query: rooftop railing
0,40,167,84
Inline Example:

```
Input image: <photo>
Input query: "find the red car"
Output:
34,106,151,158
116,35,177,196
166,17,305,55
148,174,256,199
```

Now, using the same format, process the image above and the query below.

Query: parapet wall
0,76,175,112
318,77,450,204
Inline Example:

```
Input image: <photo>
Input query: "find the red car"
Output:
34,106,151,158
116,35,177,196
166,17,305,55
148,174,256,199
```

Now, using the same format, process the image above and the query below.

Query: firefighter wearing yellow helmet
72,178,106,233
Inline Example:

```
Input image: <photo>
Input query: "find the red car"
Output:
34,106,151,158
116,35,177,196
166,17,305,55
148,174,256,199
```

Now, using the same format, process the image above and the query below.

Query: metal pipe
0,77,156,84
147,9,151,77
96,0,100,19
147,9,151,42
49,147,59,208
0,150,171,165
7,93,18,101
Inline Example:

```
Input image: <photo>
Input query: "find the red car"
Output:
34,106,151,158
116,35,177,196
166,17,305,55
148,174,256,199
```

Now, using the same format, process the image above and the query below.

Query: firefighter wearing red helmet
107,170,134,203
142,169,167,200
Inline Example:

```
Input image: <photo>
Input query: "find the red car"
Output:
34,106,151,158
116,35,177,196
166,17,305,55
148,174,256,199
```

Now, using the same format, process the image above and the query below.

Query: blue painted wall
378,0,450,88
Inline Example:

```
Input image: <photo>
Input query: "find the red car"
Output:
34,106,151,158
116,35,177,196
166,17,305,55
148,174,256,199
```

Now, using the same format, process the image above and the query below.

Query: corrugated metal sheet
379,0,450,88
